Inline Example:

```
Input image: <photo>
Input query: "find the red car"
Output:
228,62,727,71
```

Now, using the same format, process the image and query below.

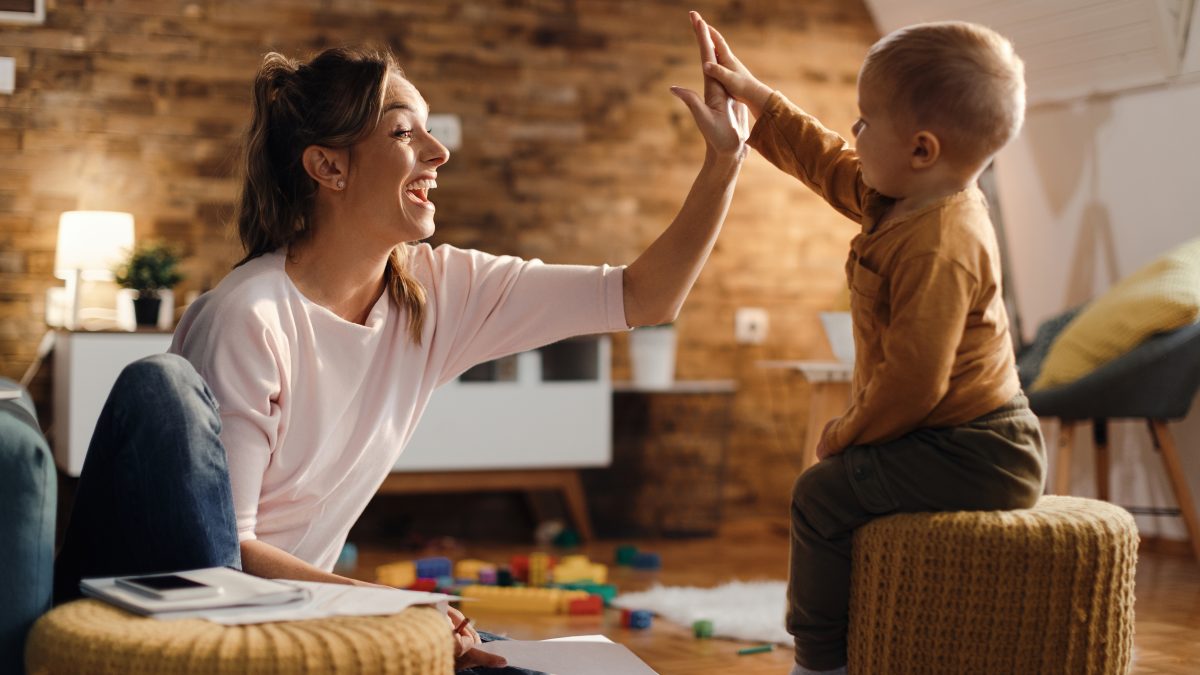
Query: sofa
0,378,56,675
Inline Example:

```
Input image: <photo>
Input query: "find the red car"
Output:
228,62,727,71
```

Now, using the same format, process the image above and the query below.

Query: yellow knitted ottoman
848,496,1137,675
25,599,454,674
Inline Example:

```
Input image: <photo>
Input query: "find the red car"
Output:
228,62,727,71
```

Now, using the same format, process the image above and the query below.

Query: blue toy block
629,609,653,629
631,552,661,570
416,556,452,579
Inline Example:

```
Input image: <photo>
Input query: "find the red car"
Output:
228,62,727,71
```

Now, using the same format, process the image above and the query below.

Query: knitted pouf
25,599,454,674
848,496,1137,675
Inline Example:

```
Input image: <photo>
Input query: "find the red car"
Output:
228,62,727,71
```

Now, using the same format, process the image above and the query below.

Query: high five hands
685,11,775,120
671,11,750,161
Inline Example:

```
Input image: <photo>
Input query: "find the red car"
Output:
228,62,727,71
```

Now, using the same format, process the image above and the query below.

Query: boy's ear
302,145,349,191
910,131,941,170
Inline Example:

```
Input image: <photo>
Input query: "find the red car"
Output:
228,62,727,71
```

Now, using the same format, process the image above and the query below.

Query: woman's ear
910,131,941,170
302,145,349,191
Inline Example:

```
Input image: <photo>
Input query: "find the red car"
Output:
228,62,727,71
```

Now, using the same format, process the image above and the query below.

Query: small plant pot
629,325,676,388
132,295,162,327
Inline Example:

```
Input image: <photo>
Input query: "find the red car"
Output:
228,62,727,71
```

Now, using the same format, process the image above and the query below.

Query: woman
55,13,744,672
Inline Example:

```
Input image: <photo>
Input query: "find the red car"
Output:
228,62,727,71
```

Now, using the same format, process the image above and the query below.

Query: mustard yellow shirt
748,91,1020,452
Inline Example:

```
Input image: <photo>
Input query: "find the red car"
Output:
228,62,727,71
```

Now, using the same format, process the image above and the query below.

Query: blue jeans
53,354,240,604
54,355,543,674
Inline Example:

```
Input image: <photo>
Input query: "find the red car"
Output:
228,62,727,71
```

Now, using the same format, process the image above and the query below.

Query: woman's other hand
670,11,750,162
445,605,508,670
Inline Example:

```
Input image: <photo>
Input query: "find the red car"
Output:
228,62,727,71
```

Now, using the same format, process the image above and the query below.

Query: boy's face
853,74,917,199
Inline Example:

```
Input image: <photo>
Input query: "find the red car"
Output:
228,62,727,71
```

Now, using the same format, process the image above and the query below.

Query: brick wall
0,0,877,516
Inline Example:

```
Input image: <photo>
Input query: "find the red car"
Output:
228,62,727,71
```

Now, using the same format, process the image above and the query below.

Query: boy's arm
821,253,976,452
747,92,869,223
694,14,869,222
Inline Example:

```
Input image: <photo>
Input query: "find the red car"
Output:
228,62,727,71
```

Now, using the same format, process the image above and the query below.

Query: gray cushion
0,378,55,675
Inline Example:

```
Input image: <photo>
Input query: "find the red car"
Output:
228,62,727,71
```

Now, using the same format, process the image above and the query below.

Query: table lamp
54,211,135,330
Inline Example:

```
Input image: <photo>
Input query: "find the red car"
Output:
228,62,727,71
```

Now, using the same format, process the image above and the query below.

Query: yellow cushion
1033,237,1200,390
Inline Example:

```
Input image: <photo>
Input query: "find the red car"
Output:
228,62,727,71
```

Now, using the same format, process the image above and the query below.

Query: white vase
629,326,676,388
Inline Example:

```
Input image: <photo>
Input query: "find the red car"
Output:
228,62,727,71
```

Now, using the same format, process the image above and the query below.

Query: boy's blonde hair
861,21,1025,168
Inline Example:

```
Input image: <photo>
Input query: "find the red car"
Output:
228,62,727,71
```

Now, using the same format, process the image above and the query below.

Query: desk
52,329,174,476
759,360,853,471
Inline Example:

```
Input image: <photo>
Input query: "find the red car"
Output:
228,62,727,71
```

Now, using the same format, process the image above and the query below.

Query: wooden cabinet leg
1053,420,1075,495
1093,418,1110,501
561,470,595,543
1149,420,1200,563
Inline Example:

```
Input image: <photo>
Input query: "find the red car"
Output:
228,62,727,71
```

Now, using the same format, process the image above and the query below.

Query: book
81,567,309,617
82,567,459,624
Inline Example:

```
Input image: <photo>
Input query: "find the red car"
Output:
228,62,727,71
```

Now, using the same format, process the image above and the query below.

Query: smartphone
114,573,224,601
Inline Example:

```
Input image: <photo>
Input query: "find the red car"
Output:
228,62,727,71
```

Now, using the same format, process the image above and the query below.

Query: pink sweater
171,245,627,570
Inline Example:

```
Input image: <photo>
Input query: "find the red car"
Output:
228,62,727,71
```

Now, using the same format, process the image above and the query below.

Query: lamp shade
54,211,135,281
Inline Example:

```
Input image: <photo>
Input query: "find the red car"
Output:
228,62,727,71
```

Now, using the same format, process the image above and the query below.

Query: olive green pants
788,394,1046,671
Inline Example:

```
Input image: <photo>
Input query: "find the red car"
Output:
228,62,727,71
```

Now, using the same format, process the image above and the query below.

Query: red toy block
407,578,437,592
620,608,633,628
510,555,529,583
567,595,603,615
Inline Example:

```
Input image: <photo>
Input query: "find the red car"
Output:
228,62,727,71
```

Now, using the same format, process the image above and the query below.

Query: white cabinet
395,335,612,472
52,330,173,476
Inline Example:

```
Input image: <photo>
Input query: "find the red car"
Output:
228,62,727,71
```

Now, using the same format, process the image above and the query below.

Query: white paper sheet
477,635,658,675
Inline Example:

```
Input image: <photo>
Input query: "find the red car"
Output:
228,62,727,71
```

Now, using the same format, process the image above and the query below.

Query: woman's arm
240,539,374,586
622,12,749,327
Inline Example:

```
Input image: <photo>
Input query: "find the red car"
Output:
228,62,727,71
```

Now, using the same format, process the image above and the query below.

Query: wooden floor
349,517,1200,674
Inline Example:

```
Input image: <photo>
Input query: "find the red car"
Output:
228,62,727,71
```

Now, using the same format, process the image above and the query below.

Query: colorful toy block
510,555,529,583
415,556,452,579
478,568,498,585
566,595,603,615
619,608,633,628
629,609,653,629
528,552,552,587
615,544,639,566
496,567,514,587
408,578,437,592
555,582,617,605
631,552,661,570
375,560,416,588
458,585,589,614
551,554,608,584
453,559,496,583
692,619,714,639
552,528,581,548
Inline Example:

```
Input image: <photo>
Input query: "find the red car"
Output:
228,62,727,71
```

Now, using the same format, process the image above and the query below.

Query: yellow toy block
375,560,416,588
528,552,552,587
455,559,496,581
552,555,608,584
459,585,589,614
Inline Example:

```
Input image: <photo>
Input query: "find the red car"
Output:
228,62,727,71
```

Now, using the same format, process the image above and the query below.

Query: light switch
427,113,462,151
0,57,14,95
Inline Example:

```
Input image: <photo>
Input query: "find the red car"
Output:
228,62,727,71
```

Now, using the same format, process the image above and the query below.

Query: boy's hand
671,10,750,162
816,419,841,460
690,12,774,119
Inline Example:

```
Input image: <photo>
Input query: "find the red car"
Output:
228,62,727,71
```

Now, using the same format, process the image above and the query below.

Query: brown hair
234,46,426,342
861,22,1025,167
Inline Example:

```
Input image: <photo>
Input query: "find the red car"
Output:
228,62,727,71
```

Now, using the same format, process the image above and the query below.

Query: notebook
81,567,308,617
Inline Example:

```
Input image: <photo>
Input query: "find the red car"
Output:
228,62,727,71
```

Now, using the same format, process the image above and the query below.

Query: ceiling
863,0,1198,105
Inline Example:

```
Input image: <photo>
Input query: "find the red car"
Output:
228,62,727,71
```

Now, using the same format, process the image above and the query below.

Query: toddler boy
691,13,1047,674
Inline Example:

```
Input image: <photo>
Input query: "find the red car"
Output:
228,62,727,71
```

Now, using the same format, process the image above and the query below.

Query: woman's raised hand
689,12,774,120
670,11,749,161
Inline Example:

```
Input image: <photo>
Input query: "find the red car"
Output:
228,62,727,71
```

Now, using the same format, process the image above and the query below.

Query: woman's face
348,73,450,243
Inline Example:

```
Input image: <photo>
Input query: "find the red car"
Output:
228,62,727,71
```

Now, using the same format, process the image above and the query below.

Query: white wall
994,79,1200,539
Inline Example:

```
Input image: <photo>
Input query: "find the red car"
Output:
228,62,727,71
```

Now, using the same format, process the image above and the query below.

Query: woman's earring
336,180,346,190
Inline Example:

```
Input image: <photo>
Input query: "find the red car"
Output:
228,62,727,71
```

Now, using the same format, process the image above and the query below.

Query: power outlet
735,307,769,345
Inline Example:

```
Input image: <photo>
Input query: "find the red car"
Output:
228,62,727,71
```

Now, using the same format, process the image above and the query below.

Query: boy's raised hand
671,10,749,161
692,12,774,119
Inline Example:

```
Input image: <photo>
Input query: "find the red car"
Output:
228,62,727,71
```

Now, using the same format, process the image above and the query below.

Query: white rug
612,580,792,645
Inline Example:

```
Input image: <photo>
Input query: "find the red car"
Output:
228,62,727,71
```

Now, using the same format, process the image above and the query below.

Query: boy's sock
789,663,847,675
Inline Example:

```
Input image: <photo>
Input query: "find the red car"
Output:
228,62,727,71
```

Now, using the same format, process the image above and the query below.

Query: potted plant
114,243,184,327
